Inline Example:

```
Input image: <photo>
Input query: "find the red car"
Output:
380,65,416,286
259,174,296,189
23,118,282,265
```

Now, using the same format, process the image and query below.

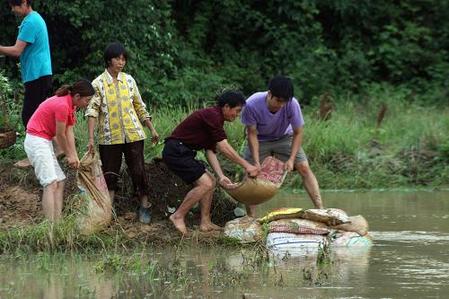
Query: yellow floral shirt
86,70,151,145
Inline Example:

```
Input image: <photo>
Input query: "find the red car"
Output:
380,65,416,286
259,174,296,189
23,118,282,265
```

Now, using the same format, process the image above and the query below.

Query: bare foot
14,158,31,168
199,222,223,232
169,214,189,235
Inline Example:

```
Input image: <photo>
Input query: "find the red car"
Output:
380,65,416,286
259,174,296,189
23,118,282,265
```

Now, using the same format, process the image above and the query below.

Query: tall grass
3,83,449,189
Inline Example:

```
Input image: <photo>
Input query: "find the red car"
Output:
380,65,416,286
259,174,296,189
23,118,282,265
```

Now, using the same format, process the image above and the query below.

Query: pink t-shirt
27,94,76,140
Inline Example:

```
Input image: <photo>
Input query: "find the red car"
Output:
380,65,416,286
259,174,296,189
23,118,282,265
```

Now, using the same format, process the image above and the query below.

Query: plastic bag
76,151,112,235
224,156,286,205
258,207,303,223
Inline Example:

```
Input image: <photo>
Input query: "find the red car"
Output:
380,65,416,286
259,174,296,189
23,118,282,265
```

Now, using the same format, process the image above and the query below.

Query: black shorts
162,139,206,184
23,75,53,127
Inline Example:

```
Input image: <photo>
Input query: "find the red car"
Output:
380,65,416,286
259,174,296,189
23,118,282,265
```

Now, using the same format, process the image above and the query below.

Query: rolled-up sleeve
84,80,102,118
130,77,151,123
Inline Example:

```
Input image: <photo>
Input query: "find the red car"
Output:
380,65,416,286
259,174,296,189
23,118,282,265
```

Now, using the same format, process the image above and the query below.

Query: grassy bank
2,83,449,190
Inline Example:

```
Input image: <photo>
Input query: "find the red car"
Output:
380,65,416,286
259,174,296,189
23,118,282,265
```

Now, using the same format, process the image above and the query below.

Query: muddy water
1,191,449,298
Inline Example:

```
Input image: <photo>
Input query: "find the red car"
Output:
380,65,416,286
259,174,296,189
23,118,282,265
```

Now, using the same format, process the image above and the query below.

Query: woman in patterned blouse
86,42,159,224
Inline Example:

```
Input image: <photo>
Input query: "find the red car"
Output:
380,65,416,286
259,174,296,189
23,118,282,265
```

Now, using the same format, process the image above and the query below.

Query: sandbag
224,216,264,243
258,207,303,223
300,208,350,226
330,231,373,247
224,156,286,205
76,151,112,235
333,215,369,236
266,232,328,252
268,218,330,235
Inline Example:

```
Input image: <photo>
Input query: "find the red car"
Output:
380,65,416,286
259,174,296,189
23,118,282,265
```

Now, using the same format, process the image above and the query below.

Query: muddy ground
0,159,239,242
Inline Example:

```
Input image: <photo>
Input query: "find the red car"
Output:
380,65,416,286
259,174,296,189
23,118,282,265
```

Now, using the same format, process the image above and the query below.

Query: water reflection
1,190,449,298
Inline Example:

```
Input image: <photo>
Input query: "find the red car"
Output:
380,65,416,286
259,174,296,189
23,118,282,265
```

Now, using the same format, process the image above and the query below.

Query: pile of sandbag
224,207,372,252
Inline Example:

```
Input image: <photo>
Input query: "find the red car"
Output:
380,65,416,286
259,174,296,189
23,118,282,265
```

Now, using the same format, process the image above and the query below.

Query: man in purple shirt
241,76,323,217
163,91,259,235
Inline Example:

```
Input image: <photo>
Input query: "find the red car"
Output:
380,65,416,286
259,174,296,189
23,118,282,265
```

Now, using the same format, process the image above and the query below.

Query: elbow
11,48,23,57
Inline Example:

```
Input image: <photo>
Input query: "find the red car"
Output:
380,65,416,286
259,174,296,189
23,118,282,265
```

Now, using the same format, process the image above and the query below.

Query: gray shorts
243,135,308,164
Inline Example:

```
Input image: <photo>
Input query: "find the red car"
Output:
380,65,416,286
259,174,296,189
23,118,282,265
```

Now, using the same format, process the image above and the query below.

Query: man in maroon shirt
162,91,259,235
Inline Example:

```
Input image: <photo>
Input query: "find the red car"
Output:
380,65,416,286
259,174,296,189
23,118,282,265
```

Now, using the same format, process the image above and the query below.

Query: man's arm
0,40,27,58
216,139,259,177
246,125,260,167
285,126,303,171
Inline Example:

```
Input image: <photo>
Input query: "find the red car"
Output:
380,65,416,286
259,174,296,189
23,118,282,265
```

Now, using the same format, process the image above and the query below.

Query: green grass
2,83,449,190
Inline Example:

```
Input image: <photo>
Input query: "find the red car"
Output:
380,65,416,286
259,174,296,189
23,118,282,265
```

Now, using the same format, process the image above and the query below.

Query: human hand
218,176,238,189
87,138,95,154
246,163,260,177
66,155,80,169
284,159,294,172
150,130,160,145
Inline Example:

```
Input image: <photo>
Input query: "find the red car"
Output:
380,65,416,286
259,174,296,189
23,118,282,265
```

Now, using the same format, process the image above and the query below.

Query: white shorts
24,134,66,187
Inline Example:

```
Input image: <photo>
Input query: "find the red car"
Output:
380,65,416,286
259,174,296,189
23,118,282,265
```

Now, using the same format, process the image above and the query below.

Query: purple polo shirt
241,91,304,141
169,106,227,151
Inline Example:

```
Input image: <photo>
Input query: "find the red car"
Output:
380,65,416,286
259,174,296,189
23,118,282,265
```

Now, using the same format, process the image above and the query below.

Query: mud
0,159,238,238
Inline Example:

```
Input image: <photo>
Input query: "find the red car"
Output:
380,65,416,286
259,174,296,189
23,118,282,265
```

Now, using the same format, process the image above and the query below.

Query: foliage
0,72,18,129
1,0,448,106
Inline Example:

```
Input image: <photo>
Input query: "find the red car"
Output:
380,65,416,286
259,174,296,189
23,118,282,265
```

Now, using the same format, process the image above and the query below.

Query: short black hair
216,90,246,108
104,42,128,68
8,0,32,6
268,75,294,102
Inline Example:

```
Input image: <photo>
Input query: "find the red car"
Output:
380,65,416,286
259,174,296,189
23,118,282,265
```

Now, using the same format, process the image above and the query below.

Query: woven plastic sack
76,151,112,235
224,216,264,243
224,156,286,205
332,215,369,236
268,218,330,235
300,208,350,226
258,207,303,223
266,232,328,255
330,231,373,247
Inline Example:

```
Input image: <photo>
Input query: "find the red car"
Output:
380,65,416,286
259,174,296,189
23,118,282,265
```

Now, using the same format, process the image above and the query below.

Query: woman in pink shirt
24,79,95,221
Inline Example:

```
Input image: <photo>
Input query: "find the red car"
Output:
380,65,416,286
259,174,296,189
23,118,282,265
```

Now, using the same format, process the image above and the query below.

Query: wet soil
0,159,238,240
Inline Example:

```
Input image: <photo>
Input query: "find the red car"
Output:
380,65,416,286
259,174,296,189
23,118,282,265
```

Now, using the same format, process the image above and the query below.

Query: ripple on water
370,231,449,244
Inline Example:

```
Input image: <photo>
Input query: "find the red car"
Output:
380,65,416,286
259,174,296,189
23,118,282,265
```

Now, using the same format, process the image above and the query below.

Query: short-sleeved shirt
17,11,52,83
241,91,304,141
168,106,227,152
27,94,76,140
85,70,150,145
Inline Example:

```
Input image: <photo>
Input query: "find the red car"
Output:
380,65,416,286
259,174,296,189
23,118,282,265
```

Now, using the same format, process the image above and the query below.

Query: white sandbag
224,216,264,243
268,218,330,235
266,232,328,256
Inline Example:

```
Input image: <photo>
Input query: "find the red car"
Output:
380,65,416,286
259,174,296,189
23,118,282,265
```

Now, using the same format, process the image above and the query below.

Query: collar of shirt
64,94,76,113
104,69,124,85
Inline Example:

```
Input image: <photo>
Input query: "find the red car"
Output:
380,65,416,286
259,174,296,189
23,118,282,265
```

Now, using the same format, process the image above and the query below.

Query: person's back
27,95,75,140
18,10,52,83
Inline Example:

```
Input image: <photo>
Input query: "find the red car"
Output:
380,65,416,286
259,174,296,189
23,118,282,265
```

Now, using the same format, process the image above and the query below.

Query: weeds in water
302,240,334,286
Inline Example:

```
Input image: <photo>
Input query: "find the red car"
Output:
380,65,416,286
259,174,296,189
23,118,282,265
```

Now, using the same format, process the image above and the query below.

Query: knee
202,174,216,191
44,181,58,191
296,162,312,177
